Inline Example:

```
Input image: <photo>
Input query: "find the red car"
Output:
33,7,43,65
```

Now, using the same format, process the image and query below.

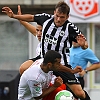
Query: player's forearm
13,14,34,22
57,65,73,73
58,65,82,74
34,85,57,99
19,21,36,36
85,63,100,72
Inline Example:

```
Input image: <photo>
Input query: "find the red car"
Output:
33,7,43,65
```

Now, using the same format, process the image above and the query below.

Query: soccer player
69,41,100,99
2,1,90,100
17,5,81,75
70,41,100,88
18,50,66,100
17,5,42,75
19,23,42,75
17,7,81,100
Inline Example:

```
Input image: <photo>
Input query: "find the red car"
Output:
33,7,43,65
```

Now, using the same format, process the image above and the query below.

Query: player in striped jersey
16,6,74,100
17,5,82,76
2,1,90,100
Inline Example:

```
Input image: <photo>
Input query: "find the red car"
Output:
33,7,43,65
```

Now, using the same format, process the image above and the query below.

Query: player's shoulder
35,13,52,18
33,58,43,65
34,13,53,25
85,48,93,52
66,20,75,26
67,20,78,29
67,20,81,34
84,47,95,55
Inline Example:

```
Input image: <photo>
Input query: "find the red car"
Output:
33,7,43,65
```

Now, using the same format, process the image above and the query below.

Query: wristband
84,69,88,73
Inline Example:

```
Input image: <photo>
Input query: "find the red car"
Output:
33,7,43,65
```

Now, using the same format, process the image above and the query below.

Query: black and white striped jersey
34,13,82,65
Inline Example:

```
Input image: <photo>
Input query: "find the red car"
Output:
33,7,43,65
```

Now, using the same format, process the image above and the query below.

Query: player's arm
85,62,100,72
35,85,57,99
79,50,100,76
76,34,88,49
84,51,100,72
68,23,88,49
79,62,100,77
17,5,37,36
2,6,34,22
34,77,63,99
2,5,51,26
56,64,82,74
20,21,37,36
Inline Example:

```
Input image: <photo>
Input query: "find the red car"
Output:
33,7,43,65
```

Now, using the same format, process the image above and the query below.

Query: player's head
54,1,70,27
43,50,61,71
43,50,61,64
36,24,42,41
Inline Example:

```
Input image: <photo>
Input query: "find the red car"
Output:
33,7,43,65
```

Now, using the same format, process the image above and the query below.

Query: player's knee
19,60,34,75
74,90,85,99
19,64,25,75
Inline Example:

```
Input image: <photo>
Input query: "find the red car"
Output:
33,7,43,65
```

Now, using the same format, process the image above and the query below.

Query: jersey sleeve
27,80,42,97
68,22,82,42
34,13,52,26
85,49,100,64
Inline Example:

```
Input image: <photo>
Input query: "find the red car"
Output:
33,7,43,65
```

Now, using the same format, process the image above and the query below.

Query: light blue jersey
70,46,100,70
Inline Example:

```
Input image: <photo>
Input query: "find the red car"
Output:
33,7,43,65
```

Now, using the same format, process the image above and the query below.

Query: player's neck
40,64,49,73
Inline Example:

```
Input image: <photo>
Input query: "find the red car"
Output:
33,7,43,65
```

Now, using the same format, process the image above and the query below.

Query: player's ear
47,63,52,69
66,14,69,19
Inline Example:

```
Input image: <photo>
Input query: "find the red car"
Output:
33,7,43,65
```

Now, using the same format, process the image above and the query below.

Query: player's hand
53,76,63,87
17,5,24,23
76,34,88,49
79,70,86,77
17,5,22,15
2,7,14,18
73,66,82,74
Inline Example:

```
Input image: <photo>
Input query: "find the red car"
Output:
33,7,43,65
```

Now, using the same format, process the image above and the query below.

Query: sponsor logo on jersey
59,31,65,36
45,34,58,45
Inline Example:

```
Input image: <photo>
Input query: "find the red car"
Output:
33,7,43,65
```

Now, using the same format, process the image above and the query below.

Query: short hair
55,1,70,15
43,50,61,64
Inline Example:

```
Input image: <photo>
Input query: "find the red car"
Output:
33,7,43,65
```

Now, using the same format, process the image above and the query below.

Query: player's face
54,8,69,27
51,58,61,71
36,25,42,41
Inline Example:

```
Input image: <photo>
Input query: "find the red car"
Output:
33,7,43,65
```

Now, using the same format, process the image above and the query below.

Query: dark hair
55,1,70,15
43,50,61,64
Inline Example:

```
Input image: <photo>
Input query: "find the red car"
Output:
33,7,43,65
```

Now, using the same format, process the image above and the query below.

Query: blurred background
0,0,100,100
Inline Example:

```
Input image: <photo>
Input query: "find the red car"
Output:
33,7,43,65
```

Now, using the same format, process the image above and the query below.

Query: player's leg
53,71,91,100
19,55,41,75
71,77,85,100
77,77,85,89
67,83,85,99
19,60,33,75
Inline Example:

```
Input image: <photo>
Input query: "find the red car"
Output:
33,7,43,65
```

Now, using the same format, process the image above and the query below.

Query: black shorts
53,64,80,84
77,77,84,89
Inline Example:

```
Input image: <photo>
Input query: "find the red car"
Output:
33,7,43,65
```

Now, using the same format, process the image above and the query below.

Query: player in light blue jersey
70,41,100,99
